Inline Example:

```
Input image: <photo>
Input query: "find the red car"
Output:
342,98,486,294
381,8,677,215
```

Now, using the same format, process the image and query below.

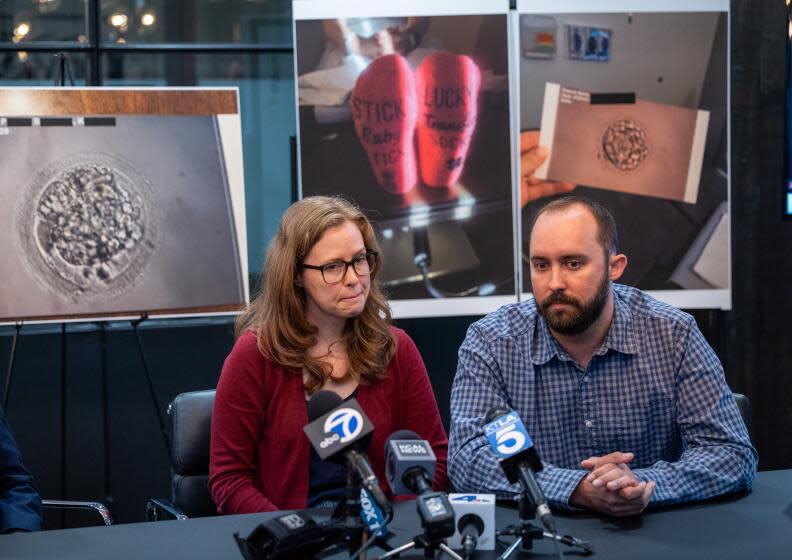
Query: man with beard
448,196,756,516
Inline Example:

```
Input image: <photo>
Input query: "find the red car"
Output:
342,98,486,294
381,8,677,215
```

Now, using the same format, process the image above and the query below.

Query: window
0,0,296,274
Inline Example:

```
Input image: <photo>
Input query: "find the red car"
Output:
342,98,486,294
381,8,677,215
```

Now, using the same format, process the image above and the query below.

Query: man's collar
531,315,560,365
531,288,639,365
597,289,639,356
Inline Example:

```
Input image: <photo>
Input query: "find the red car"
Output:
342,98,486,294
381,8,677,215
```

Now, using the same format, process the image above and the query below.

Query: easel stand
2,321,69,527
1,314,171,526
54,52,76,87
131,314,172,462
2,322,22,410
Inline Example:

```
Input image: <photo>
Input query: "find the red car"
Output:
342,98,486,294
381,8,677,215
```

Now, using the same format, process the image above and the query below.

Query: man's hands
569,451,655,517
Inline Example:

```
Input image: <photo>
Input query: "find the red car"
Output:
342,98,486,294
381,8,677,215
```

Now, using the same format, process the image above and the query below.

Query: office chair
146,389,216,521
732,392,752,438
42,499,113,526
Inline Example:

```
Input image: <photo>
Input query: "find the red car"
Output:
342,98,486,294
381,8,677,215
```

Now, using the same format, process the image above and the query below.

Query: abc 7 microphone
484,406,557,534
303,390,393,521
385,430,455,541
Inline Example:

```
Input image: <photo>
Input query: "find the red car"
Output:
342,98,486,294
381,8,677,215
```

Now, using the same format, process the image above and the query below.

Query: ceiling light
109,13,128,28
14,22,31,39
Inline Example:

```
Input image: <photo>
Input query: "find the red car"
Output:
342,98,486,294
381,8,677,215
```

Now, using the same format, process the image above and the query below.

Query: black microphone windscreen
484,405,511,424
306,390,343,422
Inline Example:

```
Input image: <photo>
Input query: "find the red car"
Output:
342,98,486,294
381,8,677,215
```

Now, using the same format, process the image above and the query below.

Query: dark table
1,470,790,559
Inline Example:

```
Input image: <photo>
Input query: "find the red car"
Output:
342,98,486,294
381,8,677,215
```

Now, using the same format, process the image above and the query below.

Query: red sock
416,51,481,187
350,54,418,194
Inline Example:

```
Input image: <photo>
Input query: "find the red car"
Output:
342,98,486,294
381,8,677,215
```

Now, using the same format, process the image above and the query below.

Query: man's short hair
531,195,620,256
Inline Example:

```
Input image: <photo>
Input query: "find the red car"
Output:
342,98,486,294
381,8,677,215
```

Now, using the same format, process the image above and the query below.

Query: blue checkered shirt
448,284,757,509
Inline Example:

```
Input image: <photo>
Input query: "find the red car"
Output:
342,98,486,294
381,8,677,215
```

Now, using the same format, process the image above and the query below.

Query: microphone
447,494,495,553
484,406,557,533
234,511,345,560
384,429,455,540
303,391,392,521
458,513,484,559
385,429,437,495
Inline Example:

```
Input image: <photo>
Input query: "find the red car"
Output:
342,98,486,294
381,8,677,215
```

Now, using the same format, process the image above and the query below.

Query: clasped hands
569,451,656,517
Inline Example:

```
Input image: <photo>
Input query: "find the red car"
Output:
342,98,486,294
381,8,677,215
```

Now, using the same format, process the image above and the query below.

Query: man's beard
538,273,610,336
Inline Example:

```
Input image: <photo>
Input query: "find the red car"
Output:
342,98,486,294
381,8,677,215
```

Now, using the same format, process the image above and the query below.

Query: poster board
517,0,730,310
0,88,248,323
293,0,518,318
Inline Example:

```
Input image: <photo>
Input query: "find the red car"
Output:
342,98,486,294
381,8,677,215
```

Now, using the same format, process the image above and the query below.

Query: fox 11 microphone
484,406,557,534
384,429,455,541
303,390,393,522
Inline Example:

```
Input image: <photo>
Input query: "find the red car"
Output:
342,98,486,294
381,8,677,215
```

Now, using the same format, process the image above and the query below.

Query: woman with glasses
209,196,448,513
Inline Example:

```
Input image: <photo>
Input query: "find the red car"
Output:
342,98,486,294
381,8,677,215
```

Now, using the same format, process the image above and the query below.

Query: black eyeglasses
300,251,378,284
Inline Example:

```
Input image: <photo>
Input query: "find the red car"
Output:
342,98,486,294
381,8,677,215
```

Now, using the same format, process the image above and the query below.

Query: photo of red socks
416,51,481,187
350,54,418,194
350,51,482,193
297,13,516,303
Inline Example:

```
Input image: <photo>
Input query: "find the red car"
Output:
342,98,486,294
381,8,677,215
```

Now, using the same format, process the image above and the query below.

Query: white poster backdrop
0,87,249,324
293,0,519,319
517,0,731,310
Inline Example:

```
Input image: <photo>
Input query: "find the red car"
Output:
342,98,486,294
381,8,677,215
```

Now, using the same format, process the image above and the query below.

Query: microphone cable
350,532,380,560
551,532,564,560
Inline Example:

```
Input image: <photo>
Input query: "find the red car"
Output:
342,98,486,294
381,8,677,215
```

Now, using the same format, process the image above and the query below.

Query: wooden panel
0,89,238,116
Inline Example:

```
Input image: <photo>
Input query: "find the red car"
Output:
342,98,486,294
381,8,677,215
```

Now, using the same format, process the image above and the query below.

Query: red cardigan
209,326,449,513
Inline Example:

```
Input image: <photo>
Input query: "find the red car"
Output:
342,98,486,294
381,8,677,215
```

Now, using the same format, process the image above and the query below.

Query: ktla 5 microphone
384,430,455,541
484,406,557,533
303,390,392,520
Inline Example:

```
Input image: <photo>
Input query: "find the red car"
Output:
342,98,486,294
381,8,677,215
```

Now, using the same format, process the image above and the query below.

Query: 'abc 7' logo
323,408,364,445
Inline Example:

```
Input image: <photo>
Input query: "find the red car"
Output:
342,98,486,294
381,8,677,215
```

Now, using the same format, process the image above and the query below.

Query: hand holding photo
535,82,709,204
519,130,575,207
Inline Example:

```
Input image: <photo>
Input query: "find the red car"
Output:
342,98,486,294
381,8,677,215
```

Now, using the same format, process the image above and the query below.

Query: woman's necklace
320,340,349,381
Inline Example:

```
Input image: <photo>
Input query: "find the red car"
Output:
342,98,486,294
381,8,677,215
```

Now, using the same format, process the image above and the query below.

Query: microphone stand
330,470,393,558
329,470,365,557
378,498,461,560
496,495,593,559
378,533,463,560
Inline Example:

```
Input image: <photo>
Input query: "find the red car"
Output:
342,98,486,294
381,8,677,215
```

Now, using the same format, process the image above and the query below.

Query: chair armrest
146,498,189,521
41,499,113,526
